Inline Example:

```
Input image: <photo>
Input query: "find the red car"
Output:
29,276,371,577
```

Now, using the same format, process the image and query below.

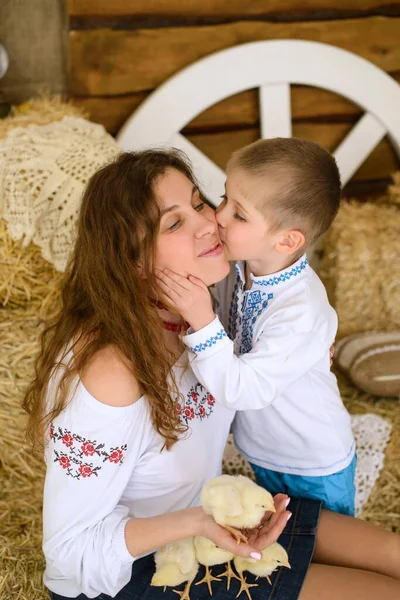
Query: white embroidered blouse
42,350,235,598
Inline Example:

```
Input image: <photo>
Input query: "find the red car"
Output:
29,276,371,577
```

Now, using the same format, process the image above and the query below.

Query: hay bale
320,200,400,338
0,96,85,310
388,171,400,205
0,95,88,139
0,307,46,600
0,96,120,307
0,218,62,312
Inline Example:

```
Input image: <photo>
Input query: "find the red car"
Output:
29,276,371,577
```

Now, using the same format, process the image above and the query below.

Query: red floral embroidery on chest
50,424,127,480
180,383,216,424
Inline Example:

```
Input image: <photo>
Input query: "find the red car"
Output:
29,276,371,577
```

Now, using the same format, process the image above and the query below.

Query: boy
156,138,356,515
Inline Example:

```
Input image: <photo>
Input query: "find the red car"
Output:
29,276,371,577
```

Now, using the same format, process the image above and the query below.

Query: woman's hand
155,268,215,331
194,493,291,559
242,493,291,551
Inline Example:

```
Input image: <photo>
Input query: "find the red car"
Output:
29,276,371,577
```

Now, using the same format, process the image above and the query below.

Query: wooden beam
68,17,400,96
0,0,67,103
186,123,399,181
73,75,400,135
67,0,400,20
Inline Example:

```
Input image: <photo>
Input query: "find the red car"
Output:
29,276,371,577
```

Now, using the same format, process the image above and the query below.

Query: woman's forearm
124,507,203,557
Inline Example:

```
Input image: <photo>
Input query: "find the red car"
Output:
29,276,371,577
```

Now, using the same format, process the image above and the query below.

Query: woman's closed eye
168,219,181,232
167,201,206,231
194,201,206,212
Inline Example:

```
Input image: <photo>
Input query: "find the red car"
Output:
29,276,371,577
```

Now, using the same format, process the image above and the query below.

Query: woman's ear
275,229,305,255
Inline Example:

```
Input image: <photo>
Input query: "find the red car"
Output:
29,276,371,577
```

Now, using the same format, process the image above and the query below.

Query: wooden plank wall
0,0,67,104
67,1,400,197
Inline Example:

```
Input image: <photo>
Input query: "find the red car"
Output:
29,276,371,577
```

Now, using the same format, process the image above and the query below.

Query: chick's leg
222,524,249,544
220,560,241,590
235,573,258,600
195,566,221,595
173,579,194,600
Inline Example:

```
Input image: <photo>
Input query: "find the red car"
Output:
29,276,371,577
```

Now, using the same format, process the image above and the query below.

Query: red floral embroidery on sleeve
79,464,94,478
62,433,74,447
206,393,216,406
107,449,124,464
179,383,215,424
81,441,95,456
50,424,127,480
59,455,71,469
184,406,195,420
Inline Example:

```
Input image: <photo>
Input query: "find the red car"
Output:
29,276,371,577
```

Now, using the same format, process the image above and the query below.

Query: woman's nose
195,207,217,237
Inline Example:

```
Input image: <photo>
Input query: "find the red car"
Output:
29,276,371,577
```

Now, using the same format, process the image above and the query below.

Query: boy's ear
275,229,305,255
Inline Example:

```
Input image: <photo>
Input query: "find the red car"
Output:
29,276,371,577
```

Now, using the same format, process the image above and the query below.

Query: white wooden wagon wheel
117,39,400,205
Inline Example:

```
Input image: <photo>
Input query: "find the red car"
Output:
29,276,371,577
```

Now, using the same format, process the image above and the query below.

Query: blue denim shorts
251,455,357,517
49,497,321,600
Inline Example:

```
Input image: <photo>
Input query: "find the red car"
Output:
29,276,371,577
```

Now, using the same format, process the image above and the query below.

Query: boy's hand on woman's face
155,269,215,331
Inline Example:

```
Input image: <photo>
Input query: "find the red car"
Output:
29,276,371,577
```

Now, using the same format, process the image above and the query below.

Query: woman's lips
199,242,223,257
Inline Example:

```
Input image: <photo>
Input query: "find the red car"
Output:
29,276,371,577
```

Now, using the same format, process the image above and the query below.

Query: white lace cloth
0,117,120,272
223,414,392,516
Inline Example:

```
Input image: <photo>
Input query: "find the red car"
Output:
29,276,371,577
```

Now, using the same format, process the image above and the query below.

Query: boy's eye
234,212,246,222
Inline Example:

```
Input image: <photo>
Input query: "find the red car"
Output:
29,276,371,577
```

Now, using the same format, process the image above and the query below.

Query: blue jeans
48,497,321,600
251,454,357,516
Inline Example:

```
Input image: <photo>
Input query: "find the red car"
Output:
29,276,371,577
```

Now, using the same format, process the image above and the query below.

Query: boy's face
216,168,280,262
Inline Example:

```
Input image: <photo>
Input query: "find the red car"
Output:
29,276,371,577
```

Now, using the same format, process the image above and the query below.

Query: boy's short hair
227,137,341,246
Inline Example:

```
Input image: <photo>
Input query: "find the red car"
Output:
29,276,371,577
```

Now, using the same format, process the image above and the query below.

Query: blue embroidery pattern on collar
240,290,273,354
255,257,308,288
187,328,227,354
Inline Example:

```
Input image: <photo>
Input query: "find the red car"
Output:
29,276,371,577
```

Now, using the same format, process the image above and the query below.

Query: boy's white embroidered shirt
42,351,234,598
183,255,355,477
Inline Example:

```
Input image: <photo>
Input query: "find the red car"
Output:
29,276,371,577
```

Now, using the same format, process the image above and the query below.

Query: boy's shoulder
259,267,335,334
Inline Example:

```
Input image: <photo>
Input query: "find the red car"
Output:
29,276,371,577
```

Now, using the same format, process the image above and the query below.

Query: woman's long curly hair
23,149,197,451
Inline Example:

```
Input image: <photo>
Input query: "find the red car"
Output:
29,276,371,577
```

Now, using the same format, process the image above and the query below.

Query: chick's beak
262,503,276,513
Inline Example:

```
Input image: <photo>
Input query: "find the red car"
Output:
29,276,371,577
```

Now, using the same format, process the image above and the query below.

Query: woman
24,150,400,600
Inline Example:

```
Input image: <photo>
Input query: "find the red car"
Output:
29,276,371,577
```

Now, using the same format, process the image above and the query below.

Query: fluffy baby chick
151,537,199,600
234,542,291,599
201,475,275,543
194,536,240,593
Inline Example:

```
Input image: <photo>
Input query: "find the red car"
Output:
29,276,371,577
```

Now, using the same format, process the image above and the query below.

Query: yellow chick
234,542,291,599
151,537,199,600
201,474,276,543
193,536,240,594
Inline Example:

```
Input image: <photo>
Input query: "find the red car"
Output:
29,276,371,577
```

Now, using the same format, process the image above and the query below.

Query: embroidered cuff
183,316,230,357
112,517,136,565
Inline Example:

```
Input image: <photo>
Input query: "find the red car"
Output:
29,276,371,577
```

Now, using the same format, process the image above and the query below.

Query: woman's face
154,168,230,286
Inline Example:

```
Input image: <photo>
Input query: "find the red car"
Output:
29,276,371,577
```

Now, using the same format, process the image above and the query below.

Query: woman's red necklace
162,320,189,332
150,298,189,332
